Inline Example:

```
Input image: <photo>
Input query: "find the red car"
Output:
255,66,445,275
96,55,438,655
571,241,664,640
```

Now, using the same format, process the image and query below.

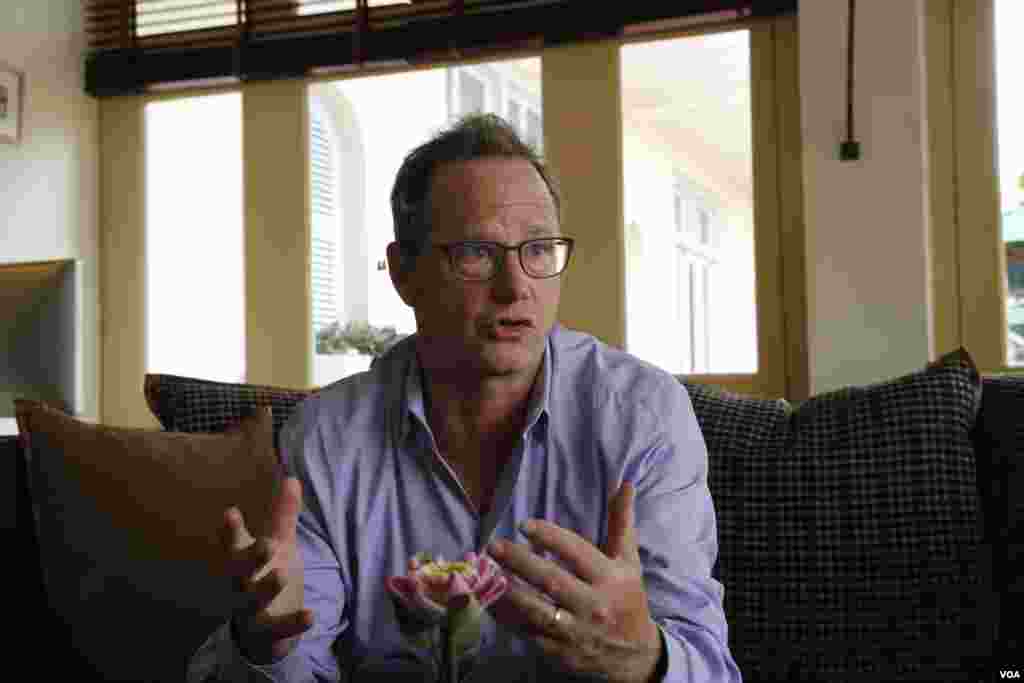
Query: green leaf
408,625,438,651
446,594,483,659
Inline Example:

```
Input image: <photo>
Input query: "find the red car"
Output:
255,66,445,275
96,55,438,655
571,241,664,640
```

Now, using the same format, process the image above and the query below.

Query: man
190,113,742,682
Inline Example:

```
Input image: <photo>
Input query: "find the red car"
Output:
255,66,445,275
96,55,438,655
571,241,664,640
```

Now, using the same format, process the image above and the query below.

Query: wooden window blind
84,0,796,96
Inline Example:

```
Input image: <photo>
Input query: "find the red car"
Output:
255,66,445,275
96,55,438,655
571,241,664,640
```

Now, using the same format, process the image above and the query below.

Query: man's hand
487,482,663,683
220,476,314,664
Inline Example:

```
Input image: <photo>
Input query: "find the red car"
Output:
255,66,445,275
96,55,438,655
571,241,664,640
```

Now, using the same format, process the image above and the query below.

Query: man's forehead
432,158,552,203
429,157,558,227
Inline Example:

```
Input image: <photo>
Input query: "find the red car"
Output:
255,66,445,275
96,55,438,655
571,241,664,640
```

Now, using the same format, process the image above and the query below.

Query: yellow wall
243,81,314,388
543,42,626,350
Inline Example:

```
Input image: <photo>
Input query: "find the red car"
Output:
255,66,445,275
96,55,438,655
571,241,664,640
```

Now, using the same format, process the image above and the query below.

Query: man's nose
492,247,531,299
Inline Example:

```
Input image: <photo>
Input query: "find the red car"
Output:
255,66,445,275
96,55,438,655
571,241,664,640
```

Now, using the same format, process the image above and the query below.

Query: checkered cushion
144,374,313,449
685,348,989,681
973,375,1024,661
680,382,792,585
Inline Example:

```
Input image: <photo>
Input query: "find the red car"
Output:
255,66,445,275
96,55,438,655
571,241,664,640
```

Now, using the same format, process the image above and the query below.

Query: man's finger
489,578,571,642
603,482,639,562
270,477,303,542
222,506,255,552
516,520,610,584
230,537,276,587
238,567,288,619
491,537,606,620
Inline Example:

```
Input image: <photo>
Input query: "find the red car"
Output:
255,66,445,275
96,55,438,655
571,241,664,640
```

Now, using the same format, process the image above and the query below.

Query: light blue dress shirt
190,324,742,682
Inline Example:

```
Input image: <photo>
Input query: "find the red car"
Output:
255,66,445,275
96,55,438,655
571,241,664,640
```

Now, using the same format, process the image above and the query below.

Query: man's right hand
221,476,314,664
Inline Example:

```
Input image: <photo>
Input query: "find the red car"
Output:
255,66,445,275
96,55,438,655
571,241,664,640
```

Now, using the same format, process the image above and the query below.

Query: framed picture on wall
0,65,25,145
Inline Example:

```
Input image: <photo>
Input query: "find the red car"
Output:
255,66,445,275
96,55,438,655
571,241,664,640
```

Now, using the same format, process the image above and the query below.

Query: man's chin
477,342,542,377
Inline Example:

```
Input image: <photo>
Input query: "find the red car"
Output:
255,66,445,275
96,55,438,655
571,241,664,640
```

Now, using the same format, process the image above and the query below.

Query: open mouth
485,317,534,338
496,318,532,328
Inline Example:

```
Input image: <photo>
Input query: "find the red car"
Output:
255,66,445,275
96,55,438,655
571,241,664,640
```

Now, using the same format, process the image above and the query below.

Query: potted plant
315,320,408,380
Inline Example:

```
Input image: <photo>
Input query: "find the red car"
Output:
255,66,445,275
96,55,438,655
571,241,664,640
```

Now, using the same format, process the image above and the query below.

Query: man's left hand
487,482,663,683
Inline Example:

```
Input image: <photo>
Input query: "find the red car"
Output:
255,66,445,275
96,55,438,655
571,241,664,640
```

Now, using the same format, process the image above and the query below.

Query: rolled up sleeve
628,382,743,683
188,412,351,683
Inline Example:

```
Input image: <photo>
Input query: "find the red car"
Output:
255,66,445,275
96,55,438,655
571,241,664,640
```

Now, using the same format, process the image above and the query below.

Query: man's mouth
485,317,534,339
496,318,532,328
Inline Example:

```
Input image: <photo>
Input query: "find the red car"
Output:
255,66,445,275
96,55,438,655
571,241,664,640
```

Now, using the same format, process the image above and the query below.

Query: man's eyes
457,244,494,259
455,241,556,258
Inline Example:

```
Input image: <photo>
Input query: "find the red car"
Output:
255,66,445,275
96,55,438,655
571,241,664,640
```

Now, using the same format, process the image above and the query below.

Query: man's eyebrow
460,225,558,240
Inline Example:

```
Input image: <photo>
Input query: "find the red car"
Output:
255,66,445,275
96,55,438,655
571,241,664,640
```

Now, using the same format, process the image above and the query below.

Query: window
134,0,240,37
667,176,723,373
310,100,340,336
144,93,245,383
508,99,522,128
296,0,410,14
449,63,542,150
311,56,542,386
459,71,487,114
623,32,758,377
930,0,1024,371
995,0,1024,366
525,109,542,152
100,9,803,421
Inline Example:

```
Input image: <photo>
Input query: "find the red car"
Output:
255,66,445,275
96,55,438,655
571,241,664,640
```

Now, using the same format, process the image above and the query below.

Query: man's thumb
271,476,303,541
604,481,638,560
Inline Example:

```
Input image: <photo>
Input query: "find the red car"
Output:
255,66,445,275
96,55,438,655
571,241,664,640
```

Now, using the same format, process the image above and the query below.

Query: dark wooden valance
84,0,797,97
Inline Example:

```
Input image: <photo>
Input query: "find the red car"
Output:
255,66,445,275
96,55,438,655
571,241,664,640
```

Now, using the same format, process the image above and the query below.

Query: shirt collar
397,332,553,445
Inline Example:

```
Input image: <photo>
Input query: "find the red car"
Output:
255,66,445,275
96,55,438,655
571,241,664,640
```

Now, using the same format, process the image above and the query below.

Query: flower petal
408,587,447,617
385,575,419,605
475,554,499,582
387,574,446,619
476,575,508,609
447,570,473,601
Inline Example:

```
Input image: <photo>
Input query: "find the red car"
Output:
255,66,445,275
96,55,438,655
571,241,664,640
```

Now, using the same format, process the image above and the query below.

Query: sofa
11,347,1022,682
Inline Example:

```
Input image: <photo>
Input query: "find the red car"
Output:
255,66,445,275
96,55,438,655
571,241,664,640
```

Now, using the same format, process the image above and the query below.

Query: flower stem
446,624,458,683
438,623,462,683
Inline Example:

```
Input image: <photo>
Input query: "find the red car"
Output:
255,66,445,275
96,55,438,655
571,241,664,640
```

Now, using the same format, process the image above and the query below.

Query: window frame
99,15,807,427
610,17,806,399
927,0,1023,375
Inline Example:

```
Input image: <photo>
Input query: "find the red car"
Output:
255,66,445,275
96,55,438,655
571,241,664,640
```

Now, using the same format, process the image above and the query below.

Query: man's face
393,156,562,379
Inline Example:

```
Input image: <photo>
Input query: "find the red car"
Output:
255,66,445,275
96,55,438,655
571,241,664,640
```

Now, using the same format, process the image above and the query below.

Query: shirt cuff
654,622,686,683
215,619,307,682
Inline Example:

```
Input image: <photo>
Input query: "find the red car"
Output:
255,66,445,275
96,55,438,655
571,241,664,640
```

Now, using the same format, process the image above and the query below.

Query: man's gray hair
390,112,561,268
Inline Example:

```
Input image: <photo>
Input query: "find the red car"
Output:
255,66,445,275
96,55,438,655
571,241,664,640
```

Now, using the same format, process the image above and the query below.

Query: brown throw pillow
16,400,282,682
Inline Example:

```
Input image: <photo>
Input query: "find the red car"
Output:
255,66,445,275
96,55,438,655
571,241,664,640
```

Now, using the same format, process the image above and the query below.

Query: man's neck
419,361,540,457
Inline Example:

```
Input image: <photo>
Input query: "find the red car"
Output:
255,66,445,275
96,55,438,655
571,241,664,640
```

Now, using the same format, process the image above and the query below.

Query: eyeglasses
426,237,575,281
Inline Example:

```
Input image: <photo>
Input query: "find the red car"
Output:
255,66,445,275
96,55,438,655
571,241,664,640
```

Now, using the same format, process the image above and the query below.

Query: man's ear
386,241,416,307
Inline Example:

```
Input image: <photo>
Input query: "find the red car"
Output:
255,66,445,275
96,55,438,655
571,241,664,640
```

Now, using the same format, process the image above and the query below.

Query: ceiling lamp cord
840,0,861,161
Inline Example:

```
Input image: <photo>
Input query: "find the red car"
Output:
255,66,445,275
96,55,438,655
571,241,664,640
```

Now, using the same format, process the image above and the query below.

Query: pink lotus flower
386,551,508,683
387,551,508,618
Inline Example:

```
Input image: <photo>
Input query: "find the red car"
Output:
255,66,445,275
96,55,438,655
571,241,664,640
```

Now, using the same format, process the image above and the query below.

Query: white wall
0,1,100,427
800,0,934,394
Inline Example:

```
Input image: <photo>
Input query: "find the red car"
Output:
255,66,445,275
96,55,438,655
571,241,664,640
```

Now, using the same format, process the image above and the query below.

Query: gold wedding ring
548,605,565,629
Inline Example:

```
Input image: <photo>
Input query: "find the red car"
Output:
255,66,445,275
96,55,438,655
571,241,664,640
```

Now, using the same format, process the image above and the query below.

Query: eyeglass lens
450,239,570,279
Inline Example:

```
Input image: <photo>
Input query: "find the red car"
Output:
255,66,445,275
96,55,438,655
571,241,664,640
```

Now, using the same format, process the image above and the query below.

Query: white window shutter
311,107,338,334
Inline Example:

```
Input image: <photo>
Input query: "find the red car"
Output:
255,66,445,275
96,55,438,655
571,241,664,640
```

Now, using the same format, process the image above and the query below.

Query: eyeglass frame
406,236,576,281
